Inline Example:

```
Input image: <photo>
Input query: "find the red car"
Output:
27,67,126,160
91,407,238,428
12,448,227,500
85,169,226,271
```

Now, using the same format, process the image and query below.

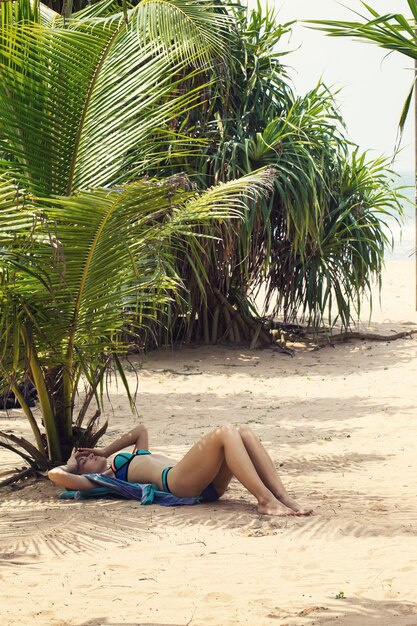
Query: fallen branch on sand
311,329,417,346
271,322,417,349
148,368,203,376
0,467,34,488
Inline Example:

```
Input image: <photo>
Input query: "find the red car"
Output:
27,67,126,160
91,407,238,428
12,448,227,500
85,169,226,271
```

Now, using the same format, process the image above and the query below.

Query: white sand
1,259,417,626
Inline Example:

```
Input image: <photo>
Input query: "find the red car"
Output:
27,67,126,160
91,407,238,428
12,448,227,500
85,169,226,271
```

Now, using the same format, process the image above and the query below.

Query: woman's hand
65,448,80,474
75,447,108,458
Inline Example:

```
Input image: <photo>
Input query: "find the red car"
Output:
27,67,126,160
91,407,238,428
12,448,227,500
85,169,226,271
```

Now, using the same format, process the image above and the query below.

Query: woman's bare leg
238,426,312,515
210,460,233,496
168,425,295,516
208,427,312,515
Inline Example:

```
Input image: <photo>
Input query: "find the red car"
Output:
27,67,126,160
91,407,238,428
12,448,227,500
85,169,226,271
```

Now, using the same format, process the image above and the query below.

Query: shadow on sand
299,595,417,626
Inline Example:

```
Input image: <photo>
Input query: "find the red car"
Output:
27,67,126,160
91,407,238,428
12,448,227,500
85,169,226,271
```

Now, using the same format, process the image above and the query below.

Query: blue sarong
58,473,200,506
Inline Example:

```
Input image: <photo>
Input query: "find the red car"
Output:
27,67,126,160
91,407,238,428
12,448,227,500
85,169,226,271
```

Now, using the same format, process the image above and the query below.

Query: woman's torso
106,451,176,490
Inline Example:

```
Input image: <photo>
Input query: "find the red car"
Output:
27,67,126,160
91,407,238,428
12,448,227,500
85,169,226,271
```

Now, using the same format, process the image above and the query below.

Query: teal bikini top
111,449,151,482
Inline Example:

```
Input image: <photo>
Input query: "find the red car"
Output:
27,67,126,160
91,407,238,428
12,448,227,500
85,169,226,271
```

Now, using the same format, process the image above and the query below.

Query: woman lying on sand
48,423,312,517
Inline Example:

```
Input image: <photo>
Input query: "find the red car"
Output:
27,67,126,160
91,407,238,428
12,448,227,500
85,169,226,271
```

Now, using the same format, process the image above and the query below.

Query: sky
261,0,415,172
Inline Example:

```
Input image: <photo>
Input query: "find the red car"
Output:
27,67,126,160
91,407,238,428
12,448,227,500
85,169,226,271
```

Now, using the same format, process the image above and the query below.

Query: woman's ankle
257,498,295,516
257,493,279,508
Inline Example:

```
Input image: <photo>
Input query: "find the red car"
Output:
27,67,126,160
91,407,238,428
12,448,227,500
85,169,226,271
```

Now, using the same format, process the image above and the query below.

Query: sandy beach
1,258,417,626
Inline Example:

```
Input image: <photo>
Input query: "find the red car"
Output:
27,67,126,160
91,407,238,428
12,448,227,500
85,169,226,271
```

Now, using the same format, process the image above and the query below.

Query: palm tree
0,0,405,471
0,172,274,467
0,0,275,467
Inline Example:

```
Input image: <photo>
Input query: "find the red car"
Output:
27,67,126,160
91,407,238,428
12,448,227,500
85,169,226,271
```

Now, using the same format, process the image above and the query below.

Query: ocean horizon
385,169,415,260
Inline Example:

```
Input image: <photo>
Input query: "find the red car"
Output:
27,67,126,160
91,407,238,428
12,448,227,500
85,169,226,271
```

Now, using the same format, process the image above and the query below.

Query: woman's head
75,453,107,475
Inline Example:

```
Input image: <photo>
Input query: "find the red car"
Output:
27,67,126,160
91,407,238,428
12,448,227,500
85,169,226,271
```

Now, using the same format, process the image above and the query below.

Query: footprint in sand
369,504,389,512
203,592,235,603
238,524,282,537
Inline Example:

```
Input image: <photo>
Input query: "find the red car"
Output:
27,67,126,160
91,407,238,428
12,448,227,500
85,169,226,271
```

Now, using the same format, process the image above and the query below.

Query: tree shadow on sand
295,596,417,626
78,621,183,626
134,336,417,378
1,439,416,564
103,389,409,448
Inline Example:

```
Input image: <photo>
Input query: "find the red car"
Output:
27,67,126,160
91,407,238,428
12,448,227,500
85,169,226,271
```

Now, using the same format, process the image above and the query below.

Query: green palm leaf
0,0,231,196
134,0,232,65
307,3,417,59
1,169,273,351
307,2,416,177
0,166,275,460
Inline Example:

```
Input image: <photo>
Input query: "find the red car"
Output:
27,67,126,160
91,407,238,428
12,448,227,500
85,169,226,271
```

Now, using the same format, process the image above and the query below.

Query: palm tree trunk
61,0,73,22
10,383,44,452
415,55,417,309
21,324,62,461
414,2,417,309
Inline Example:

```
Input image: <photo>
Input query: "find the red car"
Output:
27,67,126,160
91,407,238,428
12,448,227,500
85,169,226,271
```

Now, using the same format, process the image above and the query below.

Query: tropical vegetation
140,3,404,346
0,0,274,467
0,0,404,471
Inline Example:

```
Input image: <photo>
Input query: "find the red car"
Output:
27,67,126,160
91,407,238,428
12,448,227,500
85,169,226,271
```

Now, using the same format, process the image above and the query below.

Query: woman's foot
278,494,313,516
257,497,295,517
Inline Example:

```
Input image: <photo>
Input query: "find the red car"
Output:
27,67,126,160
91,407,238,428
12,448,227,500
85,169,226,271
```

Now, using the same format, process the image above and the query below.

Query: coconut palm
0,171,274,466
0,0,404,470
0,0,276,467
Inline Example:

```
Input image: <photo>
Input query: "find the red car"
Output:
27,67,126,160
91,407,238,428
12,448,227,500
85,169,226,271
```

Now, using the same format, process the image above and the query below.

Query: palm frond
0,168,275,364
307,3,417,59
0,430,48,469
134,0,232,66
0,1,230,196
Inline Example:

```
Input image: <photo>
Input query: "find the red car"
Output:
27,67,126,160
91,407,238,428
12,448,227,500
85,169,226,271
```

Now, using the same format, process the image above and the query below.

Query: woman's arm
105,424,149,455
76,424,149,458
48,466,97,491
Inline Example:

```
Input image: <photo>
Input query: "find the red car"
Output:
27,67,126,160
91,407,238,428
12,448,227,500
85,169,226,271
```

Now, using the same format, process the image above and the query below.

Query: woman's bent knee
237,425,254,440
216,424,238,441
217,424,256,442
